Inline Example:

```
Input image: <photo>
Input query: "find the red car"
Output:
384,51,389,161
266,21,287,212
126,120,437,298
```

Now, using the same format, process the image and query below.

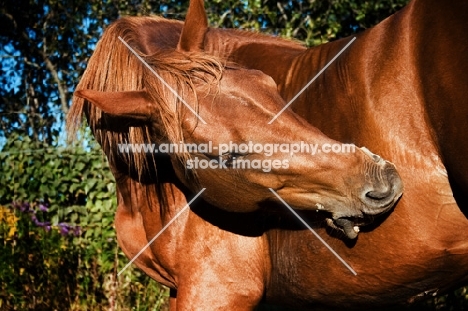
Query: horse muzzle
327,147,403,239
359,147,404,215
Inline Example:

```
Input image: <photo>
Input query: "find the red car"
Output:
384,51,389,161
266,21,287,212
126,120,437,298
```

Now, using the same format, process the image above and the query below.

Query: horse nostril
365,188,392,201
361,182,397,211
360,156,404,212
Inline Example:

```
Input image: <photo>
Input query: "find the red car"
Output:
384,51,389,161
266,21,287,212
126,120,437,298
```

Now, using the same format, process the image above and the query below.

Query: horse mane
67,16,223,182
221,28,306,48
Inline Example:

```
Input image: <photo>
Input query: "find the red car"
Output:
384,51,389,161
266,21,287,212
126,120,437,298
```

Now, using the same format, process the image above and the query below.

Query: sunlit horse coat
67,6,404,310
113,0,468,309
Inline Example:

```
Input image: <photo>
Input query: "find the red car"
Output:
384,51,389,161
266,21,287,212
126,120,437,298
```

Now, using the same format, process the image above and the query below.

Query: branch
27,83,39,141
41,12,69,115
21,25,69,115
42,55,69,114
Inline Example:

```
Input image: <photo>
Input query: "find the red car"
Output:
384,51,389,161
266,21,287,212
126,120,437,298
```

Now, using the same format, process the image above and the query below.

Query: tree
0,0,144,144
0,0,409,144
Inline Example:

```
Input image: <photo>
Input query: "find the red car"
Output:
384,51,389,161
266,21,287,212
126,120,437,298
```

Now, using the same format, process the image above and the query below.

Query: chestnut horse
117,0,468,309
67,13,403,310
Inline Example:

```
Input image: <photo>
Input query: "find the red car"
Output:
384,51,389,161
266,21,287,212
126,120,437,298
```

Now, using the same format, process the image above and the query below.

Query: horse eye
204,152,246,168
203,153,233,164
216,153,232,167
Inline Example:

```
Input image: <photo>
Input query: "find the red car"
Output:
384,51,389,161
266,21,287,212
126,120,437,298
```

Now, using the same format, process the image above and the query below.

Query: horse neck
204,28,362,143
284,37,361,143
309,0,468,208
286,3,436,162
205,28,305,83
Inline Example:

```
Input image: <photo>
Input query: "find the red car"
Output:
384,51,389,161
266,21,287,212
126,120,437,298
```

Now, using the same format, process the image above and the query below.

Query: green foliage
203,0,410,45
0,133,168,310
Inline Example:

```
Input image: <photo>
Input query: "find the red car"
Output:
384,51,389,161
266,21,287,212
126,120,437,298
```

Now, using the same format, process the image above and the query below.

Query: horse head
71,15,403,239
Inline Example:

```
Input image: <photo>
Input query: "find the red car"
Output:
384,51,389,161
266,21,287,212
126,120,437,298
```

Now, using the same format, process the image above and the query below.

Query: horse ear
177,0,208,52
74,89,153,121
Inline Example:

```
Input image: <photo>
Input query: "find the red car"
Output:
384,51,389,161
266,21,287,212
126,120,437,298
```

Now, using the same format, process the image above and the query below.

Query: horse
67,12,404,310
115,0,468,309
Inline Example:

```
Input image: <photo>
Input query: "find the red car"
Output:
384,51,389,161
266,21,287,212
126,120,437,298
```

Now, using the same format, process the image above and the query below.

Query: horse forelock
67,15,223,185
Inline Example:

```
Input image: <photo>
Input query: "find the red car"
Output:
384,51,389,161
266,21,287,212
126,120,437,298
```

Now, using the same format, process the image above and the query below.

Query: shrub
0,133,168,310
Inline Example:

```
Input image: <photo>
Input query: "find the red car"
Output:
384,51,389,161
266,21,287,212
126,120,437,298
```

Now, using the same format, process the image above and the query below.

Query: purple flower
11,201,80,236
13,201,31,213
20,202,31,212
38,203,48,212
31,213,51,229
72,226,82,237
57,223,81,237
58,223,70,236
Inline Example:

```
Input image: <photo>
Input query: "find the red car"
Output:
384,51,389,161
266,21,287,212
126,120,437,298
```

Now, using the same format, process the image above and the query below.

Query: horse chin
326,217,363,240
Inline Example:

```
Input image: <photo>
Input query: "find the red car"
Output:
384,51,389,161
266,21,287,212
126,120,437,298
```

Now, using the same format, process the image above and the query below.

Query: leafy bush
0,133,168,310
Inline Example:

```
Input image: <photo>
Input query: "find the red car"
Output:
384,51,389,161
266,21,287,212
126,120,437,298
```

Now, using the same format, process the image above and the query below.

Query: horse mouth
326,217,369,239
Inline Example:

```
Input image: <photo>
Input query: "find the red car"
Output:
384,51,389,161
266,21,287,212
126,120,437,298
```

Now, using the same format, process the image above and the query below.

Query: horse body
197,0,468,307
121,0,468,308
68,11,405,310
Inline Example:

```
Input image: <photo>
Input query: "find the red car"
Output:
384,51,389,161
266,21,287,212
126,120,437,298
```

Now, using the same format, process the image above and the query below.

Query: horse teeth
353,226,360,233
315,203,325,210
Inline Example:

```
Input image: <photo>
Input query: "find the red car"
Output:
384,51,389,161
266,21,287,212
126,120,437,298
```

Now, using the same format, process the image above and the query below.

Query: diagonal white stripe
268,188,357,275
268,37,357,124
118,36,207,124
118,188,206,276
